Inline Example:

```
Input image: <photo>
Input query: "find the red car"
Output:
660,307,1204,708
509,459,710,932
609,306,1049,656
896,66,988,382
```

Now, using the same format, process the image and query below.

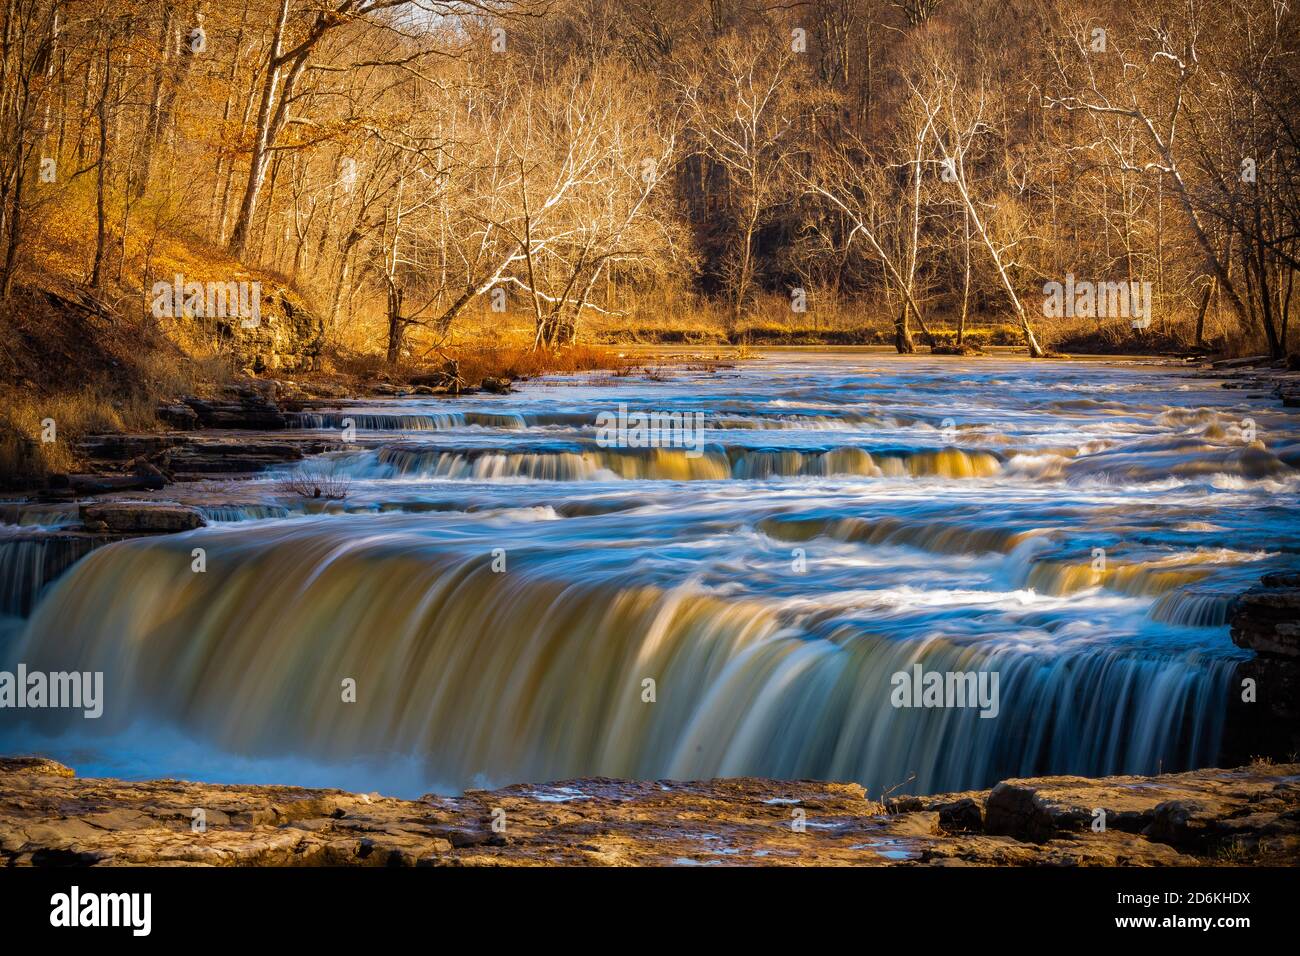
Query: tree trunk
1193,279,1214,350
958,207,970,345
89,35,111,290
894,301,914,353
227,0,289,258
385,284,405,365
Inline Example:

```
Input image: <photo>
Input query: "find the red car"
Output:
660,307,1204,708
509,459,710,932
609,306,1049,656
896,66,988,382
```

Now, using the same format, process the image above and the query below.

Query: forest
0,0,1297,374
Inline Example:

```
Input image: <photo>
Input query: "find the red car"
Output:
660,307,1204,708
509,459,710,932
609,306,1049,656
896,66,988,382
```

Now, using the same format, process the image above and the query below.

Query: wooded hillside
1,0,1297,359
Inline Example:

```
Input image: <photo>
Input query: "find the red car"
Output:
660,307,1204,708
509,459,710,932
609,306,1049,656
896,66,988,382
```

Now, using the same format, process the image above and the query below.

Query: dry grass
1212,836,1261,864
1046,315,1216,354
578,287,1242,355
0,389,161,484
0,283,230,487
314,340,631,393
450,343,628,382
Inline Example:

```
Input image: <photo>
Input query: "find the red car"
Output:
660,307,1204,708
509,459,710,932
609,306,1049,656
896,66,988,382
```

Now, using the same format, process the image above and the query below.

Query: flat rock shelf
2,758,1296,867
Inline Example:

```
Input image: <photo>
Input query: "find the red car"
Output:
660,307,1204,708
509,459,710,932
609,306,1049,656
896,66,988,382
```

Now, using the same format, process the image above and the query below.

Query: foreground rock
0,758,1295,867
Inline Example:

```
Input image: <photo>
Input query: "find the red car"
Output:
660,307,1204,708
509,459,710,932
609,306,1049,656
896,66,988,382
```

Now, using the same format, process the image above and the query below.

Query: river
3,352,1298,797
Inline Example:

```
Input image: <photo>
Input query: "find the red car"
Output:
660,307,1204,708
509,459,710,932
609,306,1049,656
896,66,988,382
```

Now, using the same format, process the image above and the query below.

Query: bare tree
0,0,61,297
679,30,803,328
916,59,1045,356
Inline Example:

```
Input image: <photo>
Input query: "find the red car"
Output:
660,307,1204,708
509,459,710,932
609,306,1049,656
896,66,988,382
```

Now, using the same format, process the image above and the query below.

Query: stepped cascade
2,355,1296,797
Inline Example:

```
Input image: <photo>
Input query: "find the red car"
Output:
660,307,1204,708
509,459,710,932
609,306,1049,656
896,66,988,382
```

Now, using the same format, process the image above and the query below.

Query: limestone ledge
1,757,1297,867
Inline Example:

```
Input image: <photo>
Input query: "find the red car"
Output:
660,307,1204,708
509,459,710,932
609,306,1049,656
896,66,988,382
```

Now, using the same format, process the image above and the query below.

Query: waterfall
4,521,1237,795
0,536,104,616
341,443,1004,482
4,354,1293,798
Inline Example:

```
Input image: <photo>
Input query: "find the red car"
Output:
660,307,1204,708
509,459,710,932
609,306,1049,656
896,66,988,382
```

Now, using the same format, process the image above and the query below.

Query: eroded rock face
1,760,1295,867
1232,572,1300,656
1225,572,1300,761
182,384,287,431
213,288,324,375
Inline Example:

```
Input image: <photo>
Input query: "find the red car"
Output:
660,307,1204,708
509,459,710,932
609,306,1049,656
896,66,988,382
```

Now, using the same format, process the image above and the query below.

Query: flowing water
3,353,1299,797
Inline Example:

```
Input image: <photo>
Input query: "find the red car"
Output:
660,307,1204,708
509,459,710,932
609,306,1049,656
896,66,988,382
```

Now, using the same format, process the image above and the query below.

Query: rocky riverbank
1,758,1296,866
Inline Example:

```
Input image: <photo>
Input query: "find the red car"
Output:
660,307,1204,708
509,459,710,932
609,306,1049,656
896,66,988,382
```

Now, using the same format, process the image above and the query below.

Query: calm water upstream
4,353,1299,797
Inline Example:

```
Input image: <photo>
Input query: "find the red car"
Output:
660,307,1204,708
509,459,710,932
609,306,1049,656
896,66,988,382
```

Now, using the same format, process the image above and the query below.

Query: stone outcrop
201,286,323,375
50,473,167,496
72,432,337,484
1231,571,1300,659
181,383,288,430
49,383,321,497
78,502,206,534
1,758,1295,867
1225,571,1300,762
161,439,309,477
979,768,1300,856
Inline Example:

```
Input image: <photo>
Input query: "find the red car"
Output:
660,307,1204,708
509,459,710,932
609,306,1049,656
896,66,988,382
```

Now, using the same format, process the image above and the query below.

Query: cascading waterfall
0,537,102,616
288,408,901,433
347,443,1004,482
289,411,532,431
2,354,1295,797
5,520,1240,795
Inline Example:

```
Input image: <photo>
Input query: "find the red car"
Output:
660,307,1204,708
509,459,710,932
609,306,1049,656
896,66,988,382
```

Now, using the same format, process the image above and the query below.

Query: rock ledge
2,759,1296,867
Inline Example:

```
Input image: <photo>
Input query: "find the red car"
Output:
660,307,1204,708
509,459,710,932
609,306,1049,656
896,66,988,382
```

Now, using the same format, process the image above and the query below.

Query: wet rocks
986,777,1169,841
37,420,338,509
70,385,301,488
937,797,984,833
1211,355,1272,370
162,439,310,477
182,391,287,430
148,380,297,432
78,502,205,534
985,778,1096,841
54,472,167,496
981,764,1300,861
1231,571,1300,659
75,434,189,463
1224,571,1300,762
410,360,463,391
1,760,1295,867
480,376,513,394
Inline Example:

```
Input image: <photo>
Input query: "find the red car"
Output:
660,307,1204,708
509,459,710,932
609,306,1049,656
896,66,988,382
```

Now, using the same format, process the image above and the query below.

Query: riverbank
590,319,1202,355
1,757,1295,866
